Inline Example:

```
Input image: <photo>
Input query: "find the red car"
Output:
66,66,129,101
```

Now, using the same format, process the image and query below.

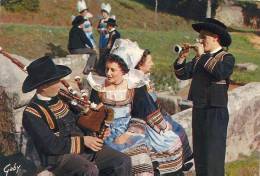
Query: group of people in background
20,0,235,176
68,0,120,76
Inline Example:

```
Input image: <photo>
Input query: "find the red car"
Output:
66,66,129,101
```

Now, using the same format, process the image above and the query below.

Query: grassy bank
225,152,259,176
0,23,259,90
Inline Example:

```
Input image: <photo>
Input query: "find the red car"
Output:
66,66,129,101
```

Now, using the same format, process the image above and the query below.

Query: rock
0,54,35,108
215,5,244,27
235,62,258,72
0,87,19,155
171,82,260,162
178,99,193,111
177,79,191,90
226,82,260,161
157,91,182,115
53,54,89,80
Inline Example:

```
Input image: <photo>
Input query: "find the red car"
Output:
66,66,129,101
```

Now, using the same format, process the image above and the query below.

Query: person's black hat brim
192,18,231,47
105,18,117,27
72,15,87,26
22,56,71,93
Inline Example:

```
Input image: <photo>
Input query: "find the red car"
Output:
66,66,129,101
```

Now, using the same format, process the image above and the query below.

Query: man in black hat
173,18,235,176
105,18,121,51
96,17,121,76
22,56,131,176
68,15,97,75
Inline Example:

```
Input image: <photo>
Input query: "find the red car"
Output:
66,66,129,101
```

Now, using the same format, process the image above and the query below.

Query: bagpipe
0,47,113,137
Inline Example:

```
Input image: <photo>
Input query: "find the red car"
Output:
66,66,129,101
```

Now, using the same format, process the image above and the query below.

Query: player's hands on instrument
178,43,190,62
83,136,104,151
102,128,111,140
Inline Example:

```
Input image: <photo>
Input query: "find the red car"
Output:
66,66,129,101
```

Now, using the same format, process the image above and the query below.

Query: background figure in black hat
96,17,120,76
22,56,131,176
68,15,97,75
173,18,235,176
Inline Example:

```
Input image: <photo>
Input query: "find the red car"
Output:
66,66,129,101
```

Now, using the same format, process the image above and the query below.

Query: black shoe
182,162,193,171
152,161,160,176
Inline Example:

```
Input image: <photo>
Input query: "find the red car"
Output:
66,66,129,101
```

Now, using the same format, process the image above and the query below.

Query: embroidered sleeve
24,106,41,118
132,86,167,133
146,109,167,133
70,136,84,154
173,57,197,80
203,52,235,80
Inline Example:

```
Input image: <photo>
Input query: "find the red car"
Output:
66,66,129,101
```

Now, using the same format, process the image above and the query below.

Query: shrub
3,0,39,12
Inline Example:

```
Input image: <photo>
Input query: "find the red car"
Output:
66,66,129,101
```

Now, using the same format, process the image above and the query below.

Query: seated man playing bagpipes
22,55,131,176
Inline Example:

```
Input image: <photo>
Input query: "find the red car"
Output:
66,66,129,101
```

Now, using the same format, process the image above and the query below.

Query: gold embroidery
25,107,41,118
49,100,69,119
204,51,227,73
37,104,55,129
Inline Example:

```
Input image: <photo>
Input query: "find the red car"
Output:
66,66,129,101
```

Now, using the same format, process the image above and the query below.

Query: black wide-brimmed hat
72,15,87,26
22,56,71,93
192,18,231,47
105,18,117,27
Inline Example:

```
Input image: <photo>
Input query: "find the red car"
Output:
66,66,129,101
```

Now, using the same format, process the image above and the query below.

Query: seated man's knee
81,164,99,176
119,153,131,168
53,154,99,176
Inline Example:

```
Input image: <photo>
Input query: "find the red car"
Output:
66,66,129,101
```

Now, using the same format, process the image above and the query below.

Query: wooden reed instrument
91,108,114,161
0,47,27,73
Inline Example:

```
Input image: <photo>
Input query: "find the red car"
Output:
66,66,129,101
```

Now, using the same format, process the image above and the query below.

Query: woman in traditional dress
134,49,193,174
87,39,192,175
97,3,111,56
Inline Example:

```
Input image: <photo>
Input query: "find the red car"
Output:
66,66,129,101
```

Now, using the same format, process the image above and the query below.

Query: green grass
0,23,69,59
1,23,259,90
229,33,260,83
225,152,260,176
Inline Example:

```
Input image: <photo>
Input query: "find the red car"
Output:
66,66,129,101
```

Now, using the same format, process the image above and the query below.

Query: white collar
210,47,222,54
109,28,116,32
37,94,52,101
86,70,149,92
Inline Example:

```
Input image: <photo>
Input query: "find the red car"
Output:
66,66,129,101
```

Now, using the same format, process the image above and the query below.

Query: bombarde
173,44,197,54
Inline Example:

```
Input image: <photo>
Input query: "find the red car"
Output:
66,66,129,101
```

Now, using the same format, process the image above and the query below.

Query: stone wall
53,54,89,80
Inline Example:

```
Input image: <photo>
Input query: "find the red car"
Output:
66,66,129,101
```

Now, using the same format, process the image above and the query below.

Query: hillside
0,0,189,30
0,0,260,88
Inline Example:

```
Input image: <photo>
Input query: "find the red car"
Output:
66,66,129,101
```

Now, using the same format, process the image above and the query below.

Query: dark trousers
52,145,131,176
192,107,229,176
69,48,97,75
96,48,110,76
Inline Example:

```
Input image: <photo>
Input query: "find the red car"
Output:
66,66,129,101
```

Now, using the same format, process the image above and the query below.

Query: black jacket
68,26,93,50
106,29,121,50
22,95,85,167
173,49,235,108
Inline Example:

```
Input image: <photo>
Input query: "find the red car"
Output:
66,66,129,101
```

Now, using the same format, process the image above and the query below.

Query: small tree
22,0,39,11
206,0,212,18
154,0,158,25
